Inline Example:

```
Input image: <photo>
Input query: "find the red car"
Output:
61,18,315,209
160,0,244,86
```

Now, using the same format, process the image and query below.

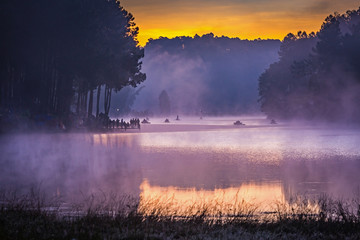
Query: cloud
304,1,332,14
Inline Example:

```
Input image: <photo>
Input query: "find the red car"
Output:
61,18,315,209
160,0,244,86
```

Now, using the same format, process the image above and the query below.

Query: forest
258,8,360,123
130,34,280,115
0,0,145,130
2,1,360,129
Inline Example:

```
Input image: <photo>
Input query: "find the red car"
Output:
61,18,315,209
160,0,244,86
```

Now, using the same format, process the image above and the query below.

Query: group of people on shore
96,112,141,130
109,118,140,130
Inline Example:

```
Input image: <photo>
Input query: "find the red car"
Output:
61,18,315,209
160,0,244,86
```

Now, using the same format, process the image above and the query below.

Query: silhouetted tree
0,0,146,126
258,7,360,123
138,34,280,115
159,90,171,116
258,31,317,119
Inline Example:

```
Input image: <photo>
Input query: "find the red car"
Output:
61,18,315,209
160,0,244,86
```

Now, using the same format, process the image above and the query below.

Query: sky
121,0,360,46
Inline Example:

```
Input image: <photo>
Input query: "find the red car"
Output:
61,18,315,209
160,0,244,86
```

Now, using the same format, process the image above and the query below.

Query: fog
113,34,280,116
2,1,360,229
1,119,360,206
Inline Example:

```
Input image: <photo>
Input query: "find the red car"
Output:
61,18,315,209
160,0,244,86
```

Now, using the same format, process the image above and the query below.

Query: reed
1,191,360,239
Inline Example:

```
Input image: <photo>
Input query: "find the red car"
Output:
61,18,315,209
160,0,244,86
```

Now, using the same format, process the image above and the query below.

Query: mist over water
2,1,360,232
1,117,360,211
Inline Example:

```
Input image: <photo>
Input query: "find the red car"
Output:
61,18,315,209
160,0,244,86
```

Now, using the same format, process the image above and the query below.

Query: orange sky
121,0,360,46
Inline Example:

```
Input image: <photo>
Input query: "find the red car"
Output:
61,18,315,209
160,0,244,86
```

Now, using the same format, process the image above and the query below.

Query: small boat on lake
234,120,245,126
141,119,150,124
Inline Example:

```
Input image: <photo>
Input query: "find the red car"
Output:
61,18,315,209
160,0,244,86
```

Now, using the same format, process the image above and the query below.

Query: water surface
1,117,360,214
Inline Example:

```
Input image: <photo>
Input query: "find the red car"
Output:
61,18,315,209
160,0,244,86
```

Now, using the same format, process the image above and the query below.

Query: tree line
0,0,145,128
258,8,360,123
135,34,280,115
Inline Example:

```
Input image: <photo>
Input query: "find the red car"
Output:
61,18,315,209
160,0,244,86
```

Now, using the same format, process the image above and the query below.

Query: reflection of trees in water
1,133,360,205
0,134,143,202
137,147,360,203
137,154,360,216
137,147,282,190
281,157,360,202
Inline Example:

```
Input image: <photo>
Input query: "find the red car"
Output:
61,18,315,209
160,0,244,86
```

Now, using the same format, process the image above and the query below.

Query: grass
1,191,360,239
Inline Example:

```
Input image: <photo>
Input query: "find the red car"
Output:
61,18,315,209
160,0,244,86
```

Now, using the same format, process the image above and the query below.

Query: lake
1,116,360,215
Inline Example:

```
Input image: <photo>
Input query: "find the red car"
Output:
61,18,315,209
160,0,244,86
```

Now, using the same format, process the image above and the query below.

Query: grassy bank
1,192,360,239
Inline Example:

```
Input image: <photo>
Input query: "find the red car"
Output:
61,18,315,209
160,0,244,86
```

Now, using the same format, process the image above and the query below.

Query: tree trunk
88,89,93,117
76,92,81,115
106,89,112,115
83,92,88,117
104,85,112,116
96,85,101,117
104,85,109,116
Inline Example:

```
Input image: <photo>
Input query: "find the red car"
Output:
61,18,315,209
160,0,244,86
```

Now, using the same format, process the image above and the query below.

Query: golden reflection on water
90,133,136,148
138,179,285,216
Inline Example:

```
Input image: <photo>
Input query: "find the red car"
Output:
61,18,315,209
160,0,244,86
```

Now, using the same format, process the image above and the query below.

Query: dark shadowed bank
0,192,360,239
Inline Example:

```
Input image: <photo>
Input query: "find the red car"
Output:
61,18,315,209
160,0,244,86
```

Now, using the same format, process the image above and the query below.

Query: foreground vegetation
1,192,360,239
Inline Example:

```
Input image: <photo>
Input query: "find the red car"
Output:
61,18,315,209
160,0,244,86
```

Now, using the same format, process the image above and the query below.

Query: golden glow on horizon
134,13,325,46
122,0,360,46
